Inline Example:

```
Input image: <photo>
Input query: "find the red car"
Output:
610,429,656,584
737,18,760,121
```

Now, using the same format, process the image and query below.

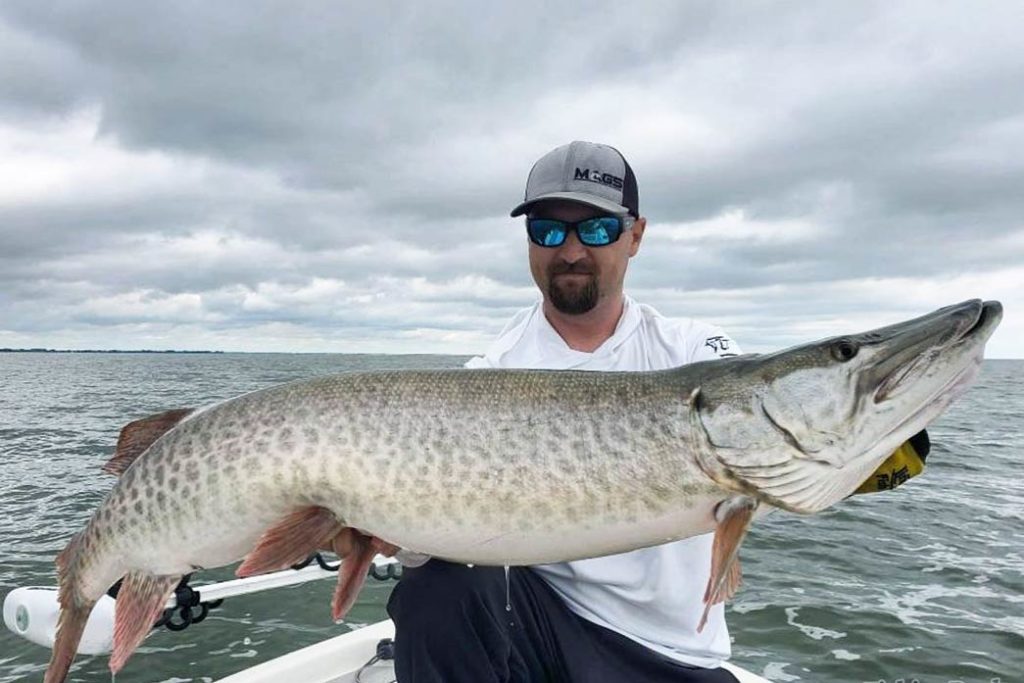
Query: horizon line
1,348,1020,360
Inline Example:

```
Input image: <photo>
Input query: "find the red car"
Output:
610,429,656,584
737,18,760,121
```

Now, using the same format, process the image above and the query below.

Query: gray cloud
0,1,1021,356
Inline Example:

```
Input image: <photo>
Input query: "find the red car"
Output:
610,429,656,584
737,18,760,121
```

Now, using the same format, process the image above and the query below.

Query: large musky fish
44,299,1001,682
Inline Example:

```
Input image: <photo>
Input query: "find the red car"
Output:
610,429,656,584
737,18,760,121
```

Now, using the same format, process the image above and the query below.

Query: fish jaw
688,300,1001,513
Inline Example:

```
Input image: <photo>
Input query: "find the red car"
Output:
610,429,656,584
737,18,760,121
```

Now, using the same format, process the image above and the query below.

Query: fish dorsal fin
102,408,194,476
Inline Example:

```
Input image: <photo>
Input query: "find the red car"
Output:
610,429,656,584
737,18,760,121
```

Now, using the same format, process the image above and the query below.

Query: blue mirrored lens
576,217,621,246
528,219,568,246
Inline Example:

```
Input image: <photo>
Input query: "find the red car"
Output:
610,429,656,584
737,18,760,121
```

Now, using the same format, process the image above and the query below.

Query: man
386,141,928,682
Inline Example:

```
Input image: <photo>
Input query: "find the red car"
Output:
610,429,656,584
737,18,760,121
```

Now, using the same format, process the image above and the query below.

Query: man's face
527,200,645,316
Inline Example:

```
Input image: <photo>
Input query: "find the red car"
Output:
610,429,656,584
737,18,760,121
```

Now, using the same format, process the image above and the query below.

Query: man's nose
557,230,588,262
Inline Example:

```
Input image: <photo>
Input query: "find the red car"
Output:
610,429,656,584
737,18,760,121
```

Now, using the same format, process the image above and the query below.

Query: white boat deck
215,619,772,683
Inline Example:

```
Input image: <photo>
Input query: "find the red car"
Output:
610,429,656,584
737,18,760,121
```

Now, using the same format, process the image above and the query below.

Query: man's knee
388,560,504,626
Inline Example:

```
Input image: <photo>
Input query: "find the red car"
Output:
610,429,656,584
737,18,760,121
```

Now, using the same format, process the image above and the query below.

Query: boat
4,556,772,682
215,618,773,683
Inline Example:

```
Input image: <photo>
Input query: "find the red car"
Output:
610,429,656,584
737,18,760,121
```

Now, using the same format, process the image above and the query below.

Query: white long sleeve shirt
465,295,741,668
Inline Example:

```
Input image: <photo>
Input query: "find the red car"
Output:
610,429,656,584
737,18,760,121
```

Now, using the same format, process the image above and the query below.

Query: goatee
548,274,599,315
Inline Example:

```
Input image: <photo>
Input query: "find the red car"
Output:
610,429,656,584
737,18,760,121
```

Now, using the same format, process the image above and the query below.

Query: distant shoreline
1,348,1018,359
0,348,474,356
0,348,224,354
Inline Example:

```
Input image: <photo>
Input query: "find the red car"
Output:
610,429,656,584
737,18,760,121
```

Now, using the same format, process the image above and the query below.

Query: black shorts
387,560,740,683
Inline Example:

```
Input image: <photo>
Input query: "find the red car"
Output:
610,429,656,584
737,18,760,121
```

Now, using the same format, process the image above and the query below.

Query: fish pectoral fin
102,408,195,476
110,571,182,673
698,496,758,633
331,533,380,621
237,506,344,578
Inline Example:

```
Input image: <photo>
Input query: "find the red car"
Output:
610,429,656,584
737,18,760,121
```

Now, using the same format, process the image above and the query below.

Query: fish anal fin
103,408,194,476
698,496,757,632
110,571,181,673
237,506,343,578
330,533,379,621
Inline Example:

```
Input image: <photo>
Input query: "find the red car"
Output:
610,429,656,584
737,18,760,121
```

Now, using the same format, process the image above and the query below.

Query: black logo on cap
574,167,624,190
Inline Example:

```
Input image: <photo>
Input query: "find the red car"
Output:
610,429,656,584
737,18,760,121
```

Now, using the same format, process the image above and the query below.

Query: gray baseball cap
510,141,639,218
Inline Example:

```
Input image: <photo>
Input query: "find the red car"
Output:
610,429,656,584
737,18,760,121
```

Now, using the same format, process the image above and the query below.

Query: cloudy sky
1,1,1021,357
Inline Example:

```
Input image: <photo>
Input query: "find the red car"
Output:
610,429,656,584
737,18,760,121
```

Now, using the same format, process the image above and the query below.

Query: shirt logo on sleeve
705,336,739,357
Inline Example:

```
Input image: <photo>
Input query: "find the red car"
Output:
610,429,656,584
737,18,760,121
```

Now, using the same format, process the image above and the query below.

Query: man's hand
853,429,930,495
318,528,400,558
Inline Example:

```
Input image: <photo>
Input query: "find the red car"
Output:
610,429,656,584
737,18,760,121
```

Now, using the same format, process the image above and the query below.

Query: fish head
691,299,1002,513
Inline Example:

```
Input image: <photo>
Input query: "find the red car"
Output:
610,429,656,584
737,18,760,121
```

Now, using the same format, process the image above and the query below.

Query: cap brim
509,192,630,217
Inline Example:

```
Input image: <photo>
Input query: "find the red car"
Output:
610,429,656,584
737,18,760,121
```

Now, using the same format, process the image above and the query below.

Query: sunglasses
526,215,634,248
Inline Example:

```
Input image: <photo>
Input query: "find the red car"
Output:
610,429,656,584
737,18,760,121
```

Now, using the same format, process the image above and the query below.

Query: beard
547,262,599,315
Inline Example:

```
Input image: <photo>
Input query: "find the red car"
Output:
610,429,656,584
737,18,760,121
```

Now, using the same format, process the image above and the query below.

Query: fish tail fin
45,602,93,683
45,533,94,683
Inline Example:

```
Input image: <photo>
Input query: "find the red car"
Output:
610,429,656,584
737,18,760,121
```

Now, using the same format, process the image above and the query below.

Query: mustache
549,260,597,276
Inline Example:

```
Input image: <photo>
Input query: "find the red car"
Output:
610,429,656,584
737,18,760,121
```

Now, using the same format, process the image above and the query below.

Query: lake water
0,353,1021,682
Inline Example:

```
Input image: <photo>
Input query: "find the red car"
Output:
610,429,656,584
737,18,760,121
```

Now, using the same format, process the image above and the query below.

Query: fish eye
831,339,859,362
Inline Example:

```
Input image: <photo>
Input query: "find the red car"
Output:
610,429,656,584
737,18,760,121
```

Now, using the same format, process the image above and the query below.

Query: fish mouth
958,299,1002,341
938,299,1002,349
860,300,1000,502
871,300,1001,404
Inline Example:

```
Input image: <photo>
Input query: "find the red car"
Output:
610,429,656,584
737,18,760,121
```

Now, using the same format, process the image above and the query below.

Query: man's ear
628,217,647,257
